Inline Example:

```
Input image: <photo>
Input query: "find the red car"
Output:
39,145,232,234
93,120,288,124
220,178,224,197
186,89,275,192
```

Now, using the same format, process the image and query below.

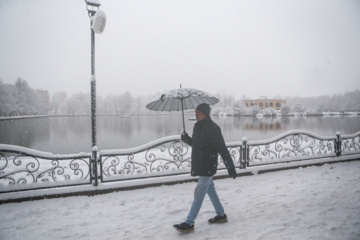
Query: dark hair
196,103,211,117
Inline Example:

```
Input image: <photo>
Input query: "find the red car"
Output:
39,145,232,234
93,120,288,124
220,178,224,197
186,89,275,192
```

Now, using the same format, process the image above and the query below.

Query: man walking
173,103,237,233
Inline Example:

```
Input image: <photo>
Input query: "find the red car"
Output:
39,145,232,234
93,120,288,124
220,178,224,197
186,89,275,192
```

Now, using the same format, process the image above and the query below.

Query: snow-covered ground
0,161,359,240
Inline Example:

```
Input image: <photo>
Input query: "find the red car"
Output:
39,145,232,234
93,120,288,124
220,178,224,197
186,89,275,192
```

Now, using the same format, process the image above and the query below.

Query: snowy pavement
0,161,359,240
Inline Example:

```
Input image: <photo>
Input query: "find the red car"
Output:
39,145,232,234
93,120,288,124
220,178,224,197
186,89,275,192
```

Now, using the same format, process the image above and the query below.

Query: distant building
36,89,50,104
243,97,287,110
36,89,51,114
52,92,67,103
51,92,67,114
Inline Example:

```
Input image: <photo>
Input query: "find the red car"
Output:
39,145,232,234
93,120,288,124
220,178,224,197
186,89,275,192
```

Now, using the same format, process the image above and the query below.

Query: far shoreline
1,111,359,121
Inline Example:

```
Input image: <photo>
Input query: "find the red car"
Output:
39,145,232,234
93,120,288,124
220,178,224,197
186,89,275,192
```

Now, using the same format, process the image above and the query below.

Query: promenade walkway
0,160,359,240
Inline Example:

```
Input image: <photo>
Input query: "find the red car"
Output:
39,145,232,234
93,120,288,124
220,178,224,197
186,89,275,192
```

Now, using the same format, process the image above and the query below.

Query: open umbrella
146,86,219,133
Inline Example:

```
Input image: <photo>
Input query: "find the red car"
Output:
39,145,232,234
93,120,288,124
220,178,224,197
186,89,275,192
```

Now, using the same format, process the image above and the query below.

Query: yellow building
243,98,287,110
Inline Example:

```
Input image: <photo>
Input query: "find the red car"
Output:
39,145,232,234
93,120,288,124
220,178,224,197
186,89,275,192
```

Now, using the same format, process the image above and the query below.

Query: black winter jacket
182,117,236,176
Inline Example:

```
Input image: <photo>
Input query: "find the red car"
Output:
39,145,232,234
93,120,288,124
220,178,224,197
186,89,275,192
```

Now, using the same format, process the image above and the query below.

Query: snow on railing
99,135,243,183
99,136,192,182
244,130,338,167
0,145,91,193
0,130,359,194
340,131,360,155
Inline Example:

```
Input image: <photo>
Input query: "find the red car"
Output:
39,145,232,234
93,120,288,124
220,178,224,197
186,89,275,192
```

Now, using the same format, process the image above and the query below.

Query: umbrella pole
181,98,186,133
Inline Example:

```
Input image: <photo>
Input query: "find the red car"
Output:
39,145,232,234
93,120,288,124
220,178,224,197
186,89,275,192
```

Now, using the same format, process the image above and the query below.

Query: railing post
241,137,248,169
91,146,98,186
335,131,342,157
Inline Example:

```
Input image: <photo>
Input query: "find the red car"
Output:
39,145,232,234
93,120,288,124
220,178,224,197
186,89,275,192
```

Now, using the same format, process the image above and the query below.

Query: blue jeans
185,176,225,226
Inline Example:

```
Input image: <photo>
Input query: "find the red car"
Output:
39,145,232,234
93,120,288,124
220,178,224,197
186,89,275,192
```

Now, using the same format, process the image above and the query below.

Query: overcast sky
0,0,359,99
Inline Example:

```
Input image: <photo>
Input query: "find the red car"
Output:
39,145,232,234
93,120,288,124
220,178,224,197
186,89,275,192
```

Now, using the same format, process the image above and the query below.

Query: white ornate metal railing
0,130,359,195
0,145,92,193
99,136,244,184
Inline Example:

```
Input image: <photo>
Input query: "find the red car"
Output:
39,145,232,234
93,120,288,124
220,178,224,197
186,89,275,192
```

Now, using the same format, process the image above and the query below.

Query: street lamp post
85,0,106,186
85,0,106,148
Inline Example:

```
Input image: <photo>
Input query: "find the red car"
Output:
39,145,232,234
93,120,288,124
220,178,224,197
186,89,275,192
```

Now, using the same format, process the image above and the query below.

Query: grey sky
0,0,359,99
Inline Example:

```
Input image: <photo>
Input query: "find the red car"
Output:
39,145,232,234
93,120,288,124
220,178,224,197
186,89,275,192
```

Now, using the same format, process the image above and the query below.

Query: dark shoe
173,222,194,233
208,214,228,224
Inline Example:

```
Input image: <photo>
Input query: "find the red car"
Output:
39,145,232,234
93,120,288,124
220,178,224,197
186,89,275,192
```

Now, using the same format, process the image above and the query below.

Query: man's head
195,103,210,121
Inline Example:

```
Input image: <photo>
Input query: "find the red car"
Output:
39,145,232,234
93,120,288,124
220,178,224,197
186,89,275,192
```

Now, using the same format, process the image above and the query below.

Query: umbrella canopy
146,87,219,133
146,88,219,112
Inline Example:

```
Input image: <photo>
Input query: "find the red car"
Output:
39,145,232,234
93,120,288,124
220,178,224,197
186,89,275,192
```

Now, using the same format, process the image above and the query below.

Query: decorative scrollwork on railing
102,154,148,177
247,131,336,165
2,130,359,195
1,155,40,185
101,138,192,181
218,146,241,169
341,132,360,154
100,136,241,182
0,146,91,193
146,140,191,172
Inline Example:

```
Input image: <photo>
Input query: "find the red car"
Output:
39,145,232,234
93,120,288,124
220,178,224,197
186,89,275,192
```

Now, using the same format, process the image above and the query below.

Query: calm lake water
1,115,359,154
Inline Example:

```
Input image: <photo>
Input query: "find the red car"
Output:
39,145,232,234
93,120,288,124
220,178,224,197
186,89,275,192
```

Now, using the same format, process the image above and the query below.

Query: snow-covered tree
247,105,261,115
118,91,133,115
293,103,305,114
233,100,247,115
0,81,16,115
263,108,277,117
15,78,35,114
66,93,90,115
281,104,291,115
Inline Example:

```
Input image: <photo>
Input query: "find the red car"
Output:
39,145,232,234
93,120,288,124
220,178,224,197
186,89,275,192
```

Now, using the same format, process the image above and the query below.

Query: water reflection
0,118,51,148
244,117,284,130
0,115,359,154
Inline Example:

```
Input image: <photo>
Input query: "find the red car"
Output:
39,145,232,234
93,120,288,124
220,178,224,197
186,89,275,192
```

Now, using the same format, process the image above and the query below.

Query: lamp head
91,10,106,34
85,0,101,7
85,0,101,16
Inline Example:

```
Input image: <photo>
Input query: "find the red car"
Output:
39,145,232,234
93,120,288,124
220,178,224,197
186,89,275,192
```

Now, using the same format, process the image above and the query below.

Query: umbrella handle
181,98,186,133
